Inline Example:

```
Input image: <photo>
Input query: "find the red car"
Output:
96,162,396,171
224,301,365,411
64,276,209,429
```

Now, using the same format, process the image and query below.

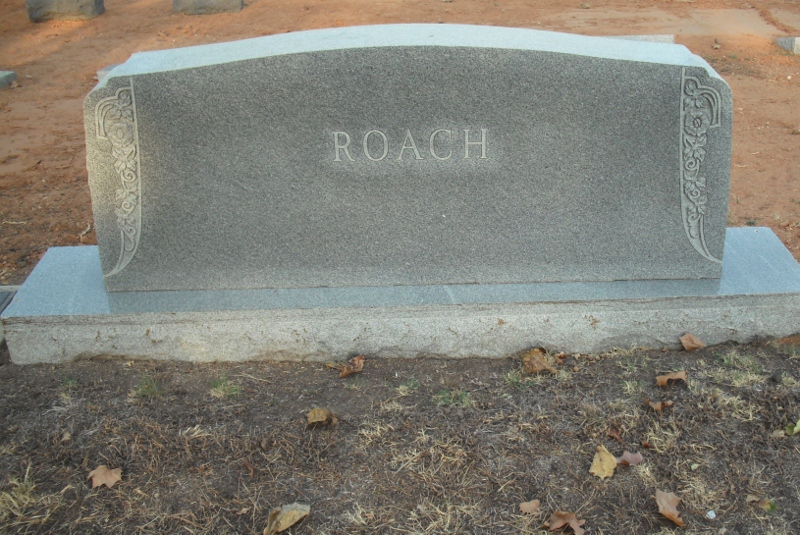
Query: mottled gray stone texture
26,0,103,21
0,71,17,88
85,24,732,293
3,229,799,364
173,0,242,14
777,37,800,54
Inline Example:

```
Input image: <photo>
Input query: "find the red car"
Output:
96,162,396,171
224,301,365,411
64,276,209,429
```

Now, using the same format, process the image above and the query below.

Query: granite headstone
173,0,243,15
26,0,104,21
777,37,800,54
85,24,732,293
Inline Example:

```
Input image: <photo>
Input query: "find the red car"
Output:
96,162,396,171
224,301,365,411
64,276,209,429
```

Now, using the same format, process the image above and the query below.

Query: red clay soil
0,0,799,284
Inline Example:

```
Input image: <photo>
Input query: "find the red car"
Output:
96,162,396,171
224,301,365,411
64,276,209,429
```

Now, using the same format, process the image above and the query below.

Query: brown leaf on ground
87,465,122,489
680,333,704,352
519,499,541,515
546,511,586,535
655,490,685,527
656,370,687,386
746,494,777,512
615,451,644,466
589,444,616,479
606,427,623,443
264,502,310,534
339,355,365,378
644,398,674,412
522,348,557,375
306,407,338,427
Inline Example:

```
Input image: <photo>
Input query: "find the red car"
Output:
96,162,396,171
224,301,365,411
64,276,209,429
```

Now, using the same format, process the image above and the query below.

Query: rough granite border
3,228,799,363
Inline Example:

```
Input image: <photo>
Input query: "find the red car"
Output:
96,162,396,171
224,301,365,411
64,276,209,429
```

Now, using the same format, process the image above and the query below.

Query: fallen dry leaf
264,502,310,535
519,499,541,515
680,333,704,352
616,451,644,466
522,348,557,375
339,355,365,378
745,494,777,512
546,511,586,535
606,427,623,443
87,465,122,489
645,398,674,412
655,490,685,527
656,370,687,387
306,407,338,427
589,444,616,479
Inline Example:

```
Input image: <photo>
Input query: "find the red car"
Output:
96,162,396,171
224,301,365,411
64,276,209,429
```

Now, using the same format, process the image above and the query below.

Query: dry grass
0,341,799,534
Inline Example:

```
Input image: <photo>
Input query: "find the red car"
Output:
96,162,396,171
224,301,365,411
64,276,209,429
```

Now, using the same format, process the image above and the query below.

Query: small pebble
706,510,716,520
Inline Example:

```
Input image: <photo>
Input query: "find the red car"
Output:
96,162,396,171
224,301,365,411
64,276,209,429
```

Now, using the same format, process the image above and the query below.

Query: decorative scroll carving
95,83,141,277
680,69,722,264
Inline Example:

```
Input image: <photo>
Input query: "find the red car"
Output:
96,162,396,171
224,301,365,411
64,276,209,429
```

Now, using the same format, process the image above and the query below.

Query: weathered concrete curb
3,228,799,363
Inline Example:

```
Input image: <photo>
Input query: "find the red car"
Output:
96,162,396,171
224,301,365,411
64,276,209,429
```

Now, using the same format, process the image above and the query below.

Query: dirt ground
2,0,800,534
1,341,800,534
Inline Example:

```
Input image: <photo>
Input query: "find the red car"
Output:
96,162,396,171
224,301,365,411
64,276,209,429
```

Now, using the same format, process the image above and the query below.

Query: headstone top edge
94,24,720,88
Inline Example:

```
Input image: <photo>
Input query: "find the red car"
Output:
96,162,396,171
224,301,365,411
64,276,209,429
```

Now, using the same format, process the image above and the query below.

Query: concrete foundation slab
3,228,799,364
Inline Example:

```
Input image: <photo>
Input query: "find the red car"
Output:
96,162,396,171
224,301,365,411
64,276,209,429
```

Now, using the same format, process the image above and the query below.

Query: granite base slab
3,228,800,364
0,290,15,343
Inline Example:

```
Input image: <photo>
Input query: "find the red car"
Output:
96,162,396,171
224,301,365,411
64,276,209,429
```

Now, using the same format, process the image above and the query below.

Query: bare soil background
2,1,800,534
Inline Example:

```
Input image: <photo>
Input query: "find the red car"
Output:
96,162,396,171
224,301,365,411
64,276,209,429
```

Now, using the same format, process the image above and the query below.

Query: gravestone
26,0,104,21
0,71,17,88
4,24,800,363
84,24,732,293
776,37,800,54
173,0,242,15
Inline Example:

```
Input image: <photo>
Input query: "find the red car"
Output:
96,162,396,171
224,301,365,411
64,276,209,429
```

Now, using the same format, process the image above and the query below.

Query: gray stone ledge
3,228,799,363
